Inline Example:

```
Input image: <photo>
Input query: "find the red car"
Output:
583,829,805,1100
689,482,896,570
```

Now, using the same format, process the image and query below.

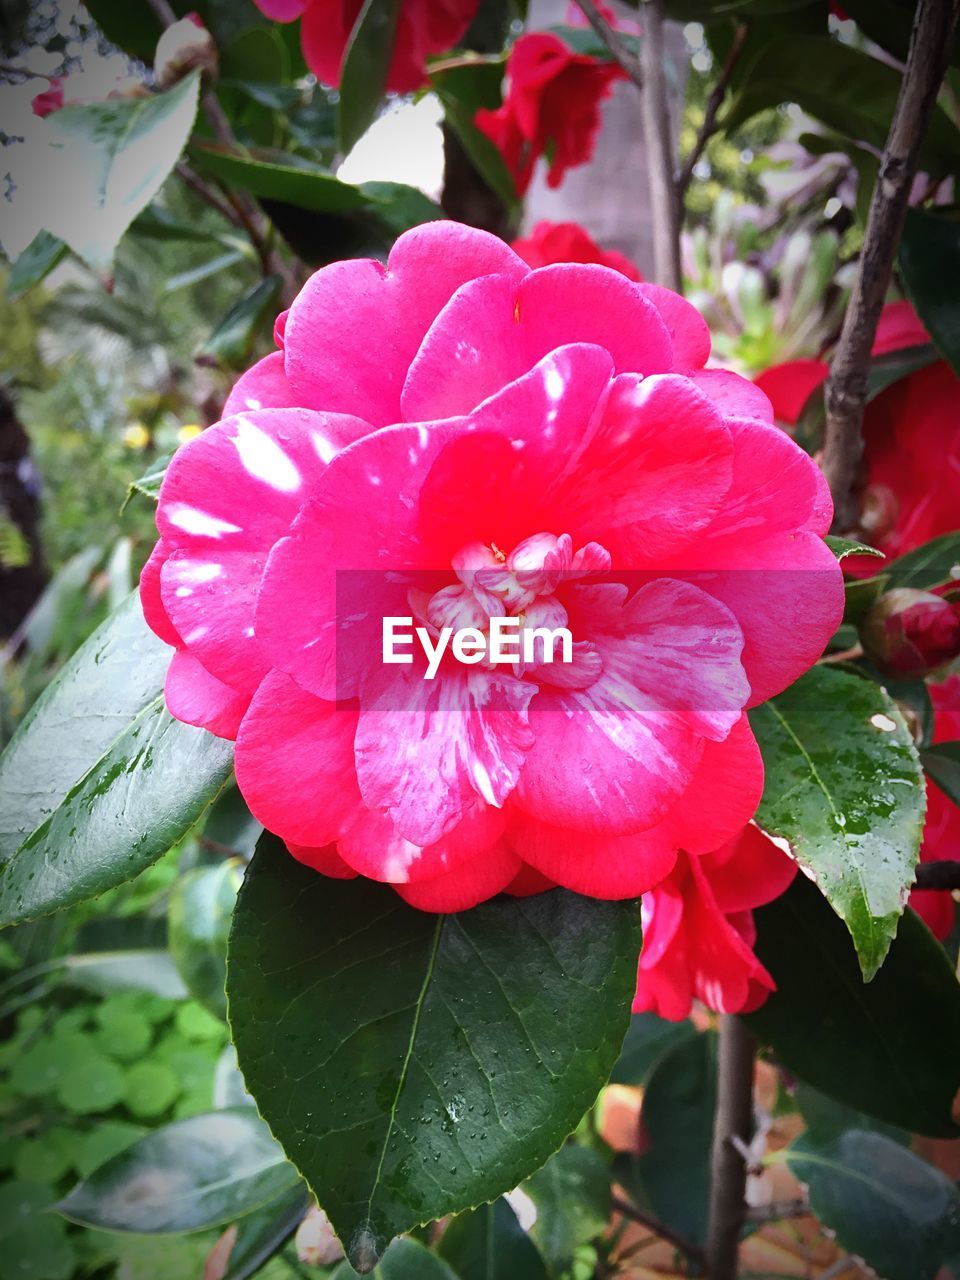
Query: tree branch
821,0,960,531
175,161,245,228
675,23,747,201
705,1016,755,1280
610,1194,705,1268
745,1197,810,1224
639,0,682,291
575,0,643,90
914,859,960,890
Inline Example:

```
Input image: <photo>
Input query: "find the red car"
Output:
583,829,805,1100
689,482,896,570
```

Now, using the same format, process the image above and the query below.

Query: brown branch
676,23,747,201
914,859,960,891
705,1016,755,1280
575,0,643,89
639,0,682,291
821,0,960,531
611,1194,705,1268
175,161,244,228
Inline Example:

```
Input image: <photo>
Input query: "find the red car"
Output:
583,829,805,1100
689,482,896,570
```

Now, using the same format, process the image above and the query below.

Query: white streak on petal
167,505,242,538
232,418,301,492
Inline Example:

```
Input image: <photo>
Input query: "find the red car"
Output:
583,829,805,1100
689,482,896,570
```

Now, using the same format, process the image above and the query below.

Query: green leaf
883,531,960,591
432,61,517,210
125,453,173,507
197,276,283,370
0,593,169,859
0,696,232,928
782,1130,960,1280
190,144,371,212
615,1031,716,1246
6,230,69,300
842,573,890,626
749,665,925,979
524,1146,610,1277
202,783,263,858
62,950,188,1000
609,1012,697,1086
900,207,960,377
227,836,639,1272
745,874,960,1137
922,741,960,806
58,1111,301,1234
333,1237,461,1279
438,1198,548,1280
358,181,443,235
337,0,403,154
724,36,960,174
169,860,242,1019
39,74,201,271
825,535,884,562
795,1081,909,1146
221,1184,310,1280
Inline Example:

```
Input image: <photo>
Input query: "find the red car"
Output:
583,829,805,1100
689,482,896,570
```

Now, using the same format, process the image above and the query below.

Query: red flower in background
912,676,960,940
31,78,64,118
634,825,797,1020
755,301,960,565
252,0,479,94
512,220,642,280
475,33,623,195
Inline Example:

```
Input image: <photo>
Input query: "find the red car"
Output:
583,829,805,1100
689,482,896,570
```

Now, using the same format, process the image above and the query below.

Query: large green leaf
883,532,960,591
227,837,639,1272
62,950,188,1000
169,860,242,1019
438,1199,549,1280
782,1130,960,1280
749,665,925,979
190,144,371,212
724,35,960,174
6,230,68,300
0,593,169,860
523,1146,610,1277
614,1031,716,1246
745,874,960,1137
39,74,200,271
432,61,517,210
58,1111,300,1233
221,1183,310,1280
922,741,960,806
0,697,233,927
609,1012,697,1086
900,208,960,377
332,1237,461,1279
337,0,404,154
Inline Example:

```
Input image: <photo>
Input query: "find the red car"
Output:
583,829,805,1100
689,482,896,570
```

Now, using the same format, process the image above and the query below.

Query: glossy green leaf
59,1110,300,1234
190,144,370,212
227,837,639,1272
125,453,173,507
524,1145,610,1276
609,1012,697,1086
782,1130,960,1280
824,535,884,562
724,35,960,174
169,860,242,1019
746,874,960,1137
439,1198,548,1280
202,784,263,859
794,1081,909,1147
357,181,443,235
0,697,233,928
338,0,403,154
750,665,924,979
38,73,200,271
333,1237,461,1280
63,950,188,1000
922,742,960,806
900,207,960,377
883,531,960,591
6,230,68,300
432,61,516,210
222,1184,310,1280
0,593,170,860
197,276,282,370
614,1031,716,1246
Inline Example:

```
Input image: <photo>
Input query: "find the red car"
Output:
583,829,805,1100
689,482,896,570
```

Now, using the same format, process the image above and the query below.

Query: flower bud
860,588,960,678
154,14,218,89
295,1205,343,1266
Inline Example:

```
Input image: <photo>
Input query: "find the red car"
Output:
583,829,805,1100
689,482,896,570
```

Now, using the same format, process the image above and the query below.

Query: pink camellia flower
141,220,843,911
252,0,479,94
512,220,641,281
475,34,623,195
755,301,960,566
31,78,64,118
633,825,797,1020
912,676,960,941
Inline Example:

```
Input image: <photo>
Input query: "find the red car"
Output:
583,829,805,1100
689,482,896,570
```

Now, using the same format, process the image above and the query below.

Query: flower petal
394,840,521,912
164,649,249,740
